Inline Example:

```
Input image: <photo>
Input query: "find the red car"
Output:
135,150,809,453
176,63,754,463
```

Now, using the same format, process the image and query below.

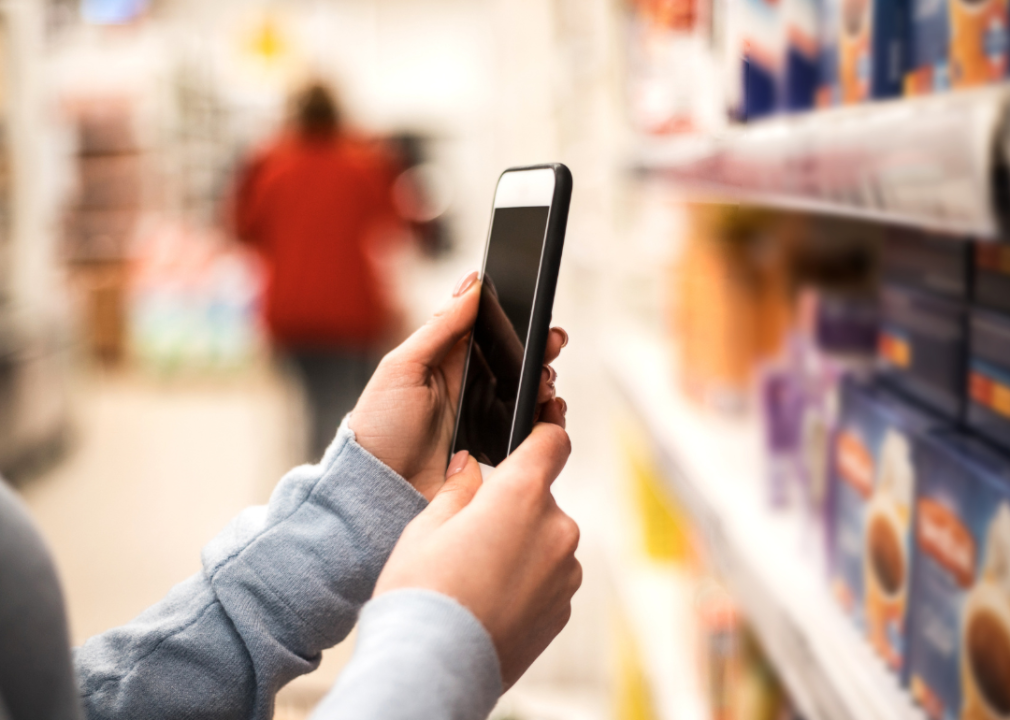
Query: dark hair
294,83,339,137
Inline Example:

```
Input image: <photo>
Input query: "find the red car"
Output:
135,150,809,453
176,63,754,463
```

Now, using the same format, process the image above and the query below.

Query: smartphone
450,164,572,469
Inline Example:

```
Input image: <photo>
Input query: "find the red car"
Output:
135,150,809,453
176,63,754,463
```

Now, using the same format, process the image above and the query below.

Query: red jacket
232,134,401,349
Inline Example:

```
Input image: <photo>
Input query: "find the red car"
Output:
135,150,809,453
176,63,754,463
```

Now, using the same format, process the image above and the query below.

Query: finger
538,397,566,429
497,421,571,490
537,366,557,403
422,452,483,526
393,272,480,369
543,327,568,365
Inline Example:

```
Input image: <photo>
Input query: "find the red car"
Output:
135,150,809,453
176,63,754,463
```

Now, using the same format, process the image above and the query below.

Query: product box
878,283,967,420
818,0,843,105
782,0,821,110
906,431,1010,719
727,0,784,119
882,230,972,300
974,244,1010,316
950,0,1009,88
839,0,909,102
905,0,953,93
831,378,945,671
967,309,1010,453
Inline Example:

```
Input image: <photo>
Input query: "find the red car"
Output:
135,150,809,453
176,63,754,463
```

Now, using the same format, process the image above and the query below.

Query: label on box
970,360,1010,419
880,327,913,368
907,433,1010,719
831,382,940,671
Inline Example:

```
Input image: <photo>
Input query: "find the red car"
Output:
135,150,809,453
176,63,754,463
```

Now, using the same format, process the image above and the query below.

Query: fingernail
558,398,567,416
453,271,479,297
446,450,469,478
541,366,550,385
548,366,557,387
553,327,569,348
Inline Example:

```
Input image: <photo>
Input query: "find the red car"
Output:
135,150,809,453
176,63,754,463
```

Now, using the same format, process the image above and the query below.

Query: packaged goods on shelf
967,309,1010,452
949,0,1009,88
627,0,724,134
830,378,947,673
906,431,1010,720
974,243,1010,316
782,0,822,111
725,0,785,120
795,293,878,560
905,0,954,93
818,0,843,105
671,207,792,412
881,230,972,300
837,0,908,102
878,284,967,420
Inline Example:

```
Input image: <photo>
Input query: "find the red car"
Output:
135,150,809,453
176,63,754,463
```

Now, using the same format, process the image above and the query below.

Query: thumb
422,451,483,526
393,271,480,368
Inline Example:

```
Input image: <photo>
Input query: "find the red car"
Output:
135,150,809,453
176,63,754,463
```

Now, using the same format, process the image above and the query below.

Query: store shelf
631,87,1009,238
604,329,926,720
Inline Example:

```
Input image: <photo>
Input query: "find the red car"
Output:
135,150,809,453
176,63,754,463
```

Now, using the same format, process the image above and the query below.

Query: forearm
311,590,502,720
75,421,427,720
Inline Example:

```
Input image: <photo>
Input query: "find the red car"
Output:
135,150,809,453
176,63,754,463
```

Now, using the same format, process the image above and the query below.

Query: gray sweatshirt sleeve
311,589,502,720
74,420,428,720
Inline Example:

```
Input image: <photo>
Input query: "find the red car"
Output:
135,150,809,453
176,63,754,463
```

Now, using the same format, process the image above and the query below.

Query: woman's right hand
373,420,580,689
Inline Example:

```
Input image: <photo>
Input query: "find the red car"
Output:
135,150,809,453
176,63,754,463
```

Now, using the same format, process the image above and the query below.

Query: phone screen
452,205,551,466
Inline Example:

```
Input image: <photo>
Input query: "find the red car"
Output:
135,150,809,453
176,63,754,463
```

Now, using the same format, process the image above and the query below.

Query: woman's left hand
349,270,568,500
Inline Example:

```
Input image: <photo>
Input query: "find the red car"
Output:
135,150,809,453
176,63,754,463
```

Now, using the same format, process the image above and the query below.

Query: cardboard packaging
967,309,1010,453
726,0,784,119
878,283,967,420
783,0,821,110
839,0,909,102
831,379,946,672
818,0,843,105
950,0,1008,87
974,244,1010,316
907,431,1010,720
882,230,972,300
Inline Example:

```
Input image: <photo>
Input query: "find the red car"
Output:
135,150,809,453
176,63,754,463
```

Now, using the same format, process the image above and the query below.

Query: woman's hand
349,271,568,500
374,422,581,689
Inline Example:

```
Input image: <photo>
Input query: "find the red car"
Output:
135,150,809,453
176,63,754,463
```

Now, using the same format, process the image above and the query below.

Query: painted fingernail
453,271,479,297
552,327,569,348
446,450,470,478
558,398,568,416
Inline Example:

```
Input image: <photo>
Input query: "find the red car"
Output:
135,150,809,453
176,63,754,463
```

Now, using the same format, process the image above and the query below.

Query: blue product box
731,0,783,120
878,284,967,421
839,0,909,101
905,0,952,93
831,378,946,672
907,431,1010,719
881,230,972,300
783,0,821,110
968,309,1010,453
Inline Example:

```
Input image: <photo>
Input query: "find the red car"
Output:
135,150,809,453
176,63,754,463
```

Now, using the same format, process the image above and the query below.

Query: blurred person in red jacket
231,81,404,459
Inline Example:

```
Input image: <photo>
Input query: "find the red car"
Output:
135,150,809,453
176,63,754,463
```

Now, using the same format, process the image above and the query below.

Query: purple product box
830,379,946,673
906,431,1010,719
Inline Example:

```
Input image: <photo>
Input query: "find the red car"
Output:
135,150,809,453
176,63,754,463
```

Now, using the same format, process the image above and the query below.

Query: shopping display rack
605,330,927,720
631,86,1010,239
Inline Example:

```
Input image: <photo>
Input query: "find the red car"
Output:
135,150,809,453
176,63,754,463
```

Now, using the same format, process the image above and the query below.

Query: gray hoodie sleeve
75,419,429,720
311,589,502,720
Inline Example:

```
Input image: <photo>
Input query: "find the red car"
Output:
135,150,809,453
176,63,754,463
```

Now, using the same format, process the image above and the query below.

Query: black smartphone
450,164,572,470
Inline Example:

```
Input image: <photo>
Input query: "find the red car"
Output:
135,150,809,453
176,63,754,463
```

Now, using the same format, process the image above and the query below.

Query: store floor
18,337,613,719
